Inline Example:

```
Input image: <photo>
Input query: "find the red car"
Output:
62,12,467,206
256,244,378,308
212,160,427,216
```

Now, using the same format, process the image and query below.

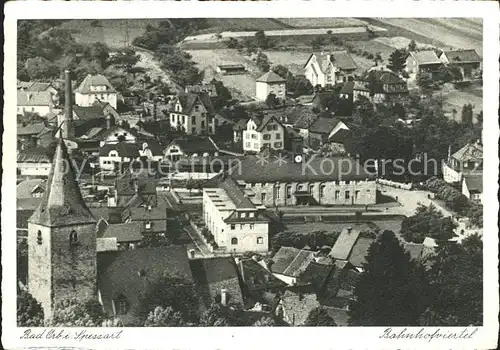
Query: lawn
186,49,260,101
284,218,404,235
276,18,368,28
204,18,291,32
61,19,159,49
437,87,483,122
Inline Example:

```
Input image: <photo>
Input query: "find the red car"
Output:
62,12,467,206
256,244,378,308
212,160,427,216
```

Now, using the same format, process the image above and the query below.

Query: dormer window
249,212,255,218
145,221,152,229
69,230,78,246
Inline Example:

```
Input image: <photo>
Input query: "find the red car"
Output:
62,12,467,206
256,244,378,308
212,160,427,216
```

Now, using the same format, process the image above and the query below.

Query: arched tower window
231,237,238,245
69,230,78,246
37,230,42,245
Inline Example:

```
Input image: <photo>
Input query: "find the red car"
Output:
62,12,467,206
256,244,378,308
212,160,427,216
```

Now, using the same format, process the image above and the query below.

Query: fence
377,178,413,190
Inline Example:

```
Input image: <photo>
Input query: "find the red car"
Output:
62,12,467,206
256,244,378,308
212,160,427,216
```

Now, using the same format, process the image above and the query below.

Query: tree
17,287,44,326
253,316,276,326
387,49,406,73
303,307,337,326
226,37,241,49
416,71,435,95
137,274,198,323
265,92,278,109
255,52,270,72
365,71,383,96
25,56,60,80
311,37,325,50
424,234,482,325
144,306,186,327
461,103,474,126
199,303,247,326
349,230,431,326
466,202,483,228
90,42,110,68
255,30,271,49
47,297,107,327
210,79,233,109
400,204,457,243
408,39,417,52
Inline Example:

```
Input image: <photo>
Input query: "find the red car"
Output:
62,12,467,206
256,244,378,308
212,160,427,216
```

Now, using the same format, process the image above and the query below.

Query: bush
367,53,375,59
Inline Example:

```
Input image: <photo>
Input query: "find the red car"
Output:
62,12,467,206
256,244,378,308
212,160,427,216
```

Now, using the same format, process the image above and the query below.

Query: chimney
347,227,352,234
220,289,228,306
106,114,114,129
189,249,195,259
63,69,74,139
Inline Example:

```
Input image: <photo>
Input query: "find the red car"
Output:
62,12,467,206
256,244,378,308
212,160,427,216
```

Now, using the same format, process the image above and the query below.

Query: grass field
276,18,368,28
438,87,483,122
203,18,291,32
285,218,404,234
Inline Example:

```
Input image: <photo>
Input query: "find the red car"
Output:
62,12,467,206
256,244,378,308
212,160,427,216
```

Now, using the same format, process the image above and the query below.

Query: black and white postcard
2,1,499,349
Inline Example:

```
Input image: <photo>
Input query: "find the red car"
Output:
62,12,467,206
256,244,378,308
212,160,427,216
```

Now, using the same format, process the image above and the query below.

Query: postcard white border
3,1,499,349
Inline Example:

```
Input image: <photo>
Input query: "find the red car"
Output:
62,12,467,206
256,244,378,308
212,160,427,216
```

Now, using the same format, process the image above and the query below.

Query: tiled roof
25,82,55,92
409,50,441,65
339,81,355,95
313,51,358,72
17,198,41,211
17,209,36,229
442,49,481,64
229,155,375,183
328,128,352,143
17,91,53,106
28,137,97,227
298,261,335,290
197,92,216,116
256,115,282,132
185,84,217,96
17,179,46,199
73,103,111,120
329,228,361,260
217,63,245,69
16,147,52,163
280,290,320,326
75,74,116,94
256,71,286,83
464,175,483,193
452,142,483,162
189,257,244,309
325,306,350,326
363,69,406,85
116,177,157,196
271,247,316,277
237,258,286,291
18,123,55,137
97,246,194,318
99,142,141,158
167,136,219,156
218,175,255,209
308,116,340,134
176,93,200,115
97,220,143,243
348,237,374,268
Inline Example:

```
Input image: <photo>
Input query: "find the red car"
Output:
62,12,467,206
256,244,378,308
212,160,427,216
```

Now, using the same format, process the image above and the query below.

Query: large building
255,71,286,101
243,115,285,153
17,91,55,117
203,174,270,254
303,51,358,87
228,154,377,206
168,92,215,135
405,51,442,78
74,74,118,109
439,49,482,80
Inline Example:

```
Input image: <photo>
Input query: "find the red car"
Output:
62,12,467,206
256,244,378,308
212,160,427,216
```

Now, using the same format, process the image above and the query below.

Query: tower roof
256,71,286,83
29,136,97,227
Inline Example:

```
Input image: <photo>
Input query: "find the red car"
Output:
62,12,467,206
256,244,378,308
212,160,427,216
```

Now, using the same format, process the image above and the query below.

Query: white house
303,51,358,87
168,93,215,135
163,136,219,162
17,91,54,116
203,174,270,254
405,51,442,78
442,142,483,184
243,115,285,153
17,147,52,177
98,143,141,172
255,71,286,101
462,175,482,203
74,74,118,109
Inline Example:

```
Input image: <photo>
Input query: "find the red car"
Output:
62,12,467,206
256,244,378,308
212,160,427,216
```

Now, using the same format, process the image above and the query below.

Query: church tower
28,135,97,319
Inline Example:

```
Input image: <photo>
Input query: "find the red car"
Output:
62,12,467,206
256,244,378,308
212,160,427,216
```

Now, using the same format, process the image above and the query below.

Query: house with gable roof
442,141,483,184
462,175,483,203
242,115,285,153
304,51,358,87
75,74,118,109
17,91,55,117
255,71,287,101
203,174,270,253
405,50,443,78
168,92,215,135
439,49,482,80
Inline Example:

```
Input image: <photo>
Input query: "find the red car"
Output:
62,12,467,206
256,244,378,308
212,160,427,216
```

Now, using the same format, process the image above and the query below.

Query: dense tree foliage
199,303,248,326
154,44,204,87
137,274,199,323
272,64,313,97
349,231,431,326
144,306,187,327
426,177,471,213
210,78,233,109
400,204,457,243
255,52,271,72
17,287,44,326
253,316,277,326
387,49,406,73
423,234,482,325
47,297,107,327
303,307,337,326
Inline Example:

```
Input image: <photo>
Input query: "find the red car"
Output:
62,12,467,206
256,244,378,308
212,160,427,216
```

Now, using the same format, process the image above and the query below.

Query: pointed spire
29,136,96,227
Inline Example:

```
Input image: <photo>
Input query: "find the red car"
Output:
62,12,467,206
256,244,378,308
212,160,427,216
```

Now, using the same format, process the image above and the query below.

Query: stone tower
27,135,97,319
